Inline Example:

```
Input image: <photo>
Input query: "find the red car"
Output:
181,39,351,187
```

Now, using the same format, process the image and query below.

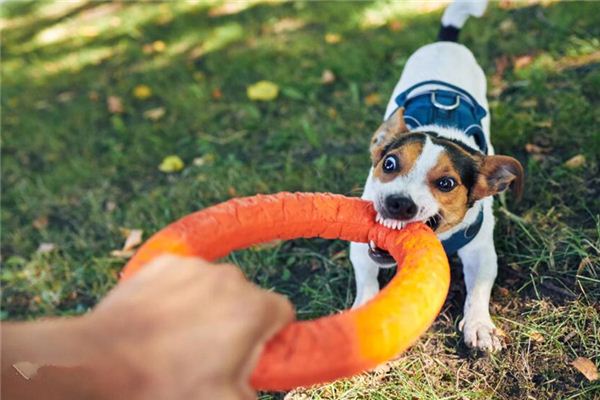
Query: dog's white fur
350,0,504,352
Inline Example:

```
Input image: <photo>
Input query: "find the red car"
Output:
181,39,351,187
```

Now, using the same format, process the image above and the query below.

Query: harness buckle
431,91,460,111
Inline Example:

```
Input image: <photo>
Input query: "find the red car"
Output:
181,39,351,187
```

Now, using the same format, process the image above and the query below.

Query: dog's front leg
349,242,380,308
456,206,504,352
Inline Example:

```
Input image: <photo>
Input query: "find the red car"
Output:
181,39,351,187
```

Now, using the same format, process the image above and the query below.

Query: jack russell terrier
350,0,524,352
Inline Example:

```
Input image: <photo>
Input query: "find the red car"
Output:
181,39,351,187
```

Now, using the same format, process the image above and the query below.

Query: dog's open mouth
425,214,441,231
367,241,396,265
368,214,441,264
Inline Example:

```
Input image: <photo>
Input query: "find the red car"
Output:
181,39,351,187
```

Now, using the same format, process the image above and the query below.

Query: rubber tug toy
121,192,450,391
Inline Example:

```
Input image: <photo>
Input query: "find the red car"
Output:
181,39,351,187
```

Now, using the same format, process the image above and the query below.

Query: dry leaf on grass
514,54,535,70
107,95,124,113
158,155,185,173
111,229,143,259
388,20,403,32
133,84,152,100
36,243,56,254
525,143,552,155
364,93,381,106
110,249,136,258
577,256,593,275
529,331,545,343
247,80,279,101
321,69,336,84
572,357,598,381
143,107,166,121
32,215,48,230
122,229,143,251
56,91,75,103
211,88,223,100
564,154,586,169
324,33,342,44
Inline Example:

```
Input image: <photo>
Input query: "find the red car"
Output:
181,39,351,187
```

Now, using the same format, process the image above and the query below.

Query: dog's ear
370,107,409,164
471,155,524,201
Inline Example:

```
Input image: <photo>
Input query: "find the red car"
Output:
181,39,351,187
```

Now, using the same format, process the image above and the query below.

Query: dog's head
366,108,524,233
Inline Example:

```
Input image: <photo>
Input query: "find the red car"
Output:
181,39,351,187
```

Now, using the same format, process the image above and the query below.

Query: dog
350,0,524,353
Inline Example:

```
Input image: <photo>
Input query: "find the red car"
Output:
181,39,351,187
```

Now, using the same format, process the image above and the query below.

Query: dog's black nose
384,195,417,220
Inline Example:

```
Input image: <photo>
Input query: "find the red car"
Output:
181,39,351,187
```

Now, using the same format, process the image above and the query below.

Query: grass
1,0,599,399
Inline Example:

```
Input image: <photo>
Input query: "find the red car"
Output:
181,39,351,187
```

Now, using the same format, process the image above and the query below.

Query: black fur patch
428,135,481,204
380,133,426,159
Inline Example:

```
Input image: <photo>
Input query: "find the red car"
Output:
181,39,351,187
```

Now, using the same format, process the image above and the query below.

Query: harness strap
394,80,489,154
441,208,484,256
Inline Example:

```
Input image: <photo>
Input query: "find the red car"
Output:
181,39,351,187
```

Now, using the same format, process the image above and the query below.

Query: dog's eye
382,155,399,173
436,177,457,192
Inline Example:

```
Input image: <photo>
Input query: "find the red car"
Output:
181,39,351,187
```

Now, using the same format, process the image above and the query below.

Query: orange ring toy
121,192,450,391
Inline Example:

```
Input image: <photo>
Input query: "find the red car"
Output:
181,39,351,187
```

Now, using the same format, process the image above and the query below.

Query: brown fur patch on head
427,152,471,232
370,107,409,164
373,140,424,182
471,155,525,201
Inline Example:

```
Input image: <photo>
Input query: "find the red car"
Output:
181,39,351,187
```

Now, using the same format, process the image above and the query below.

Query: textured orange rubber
121,192,450,391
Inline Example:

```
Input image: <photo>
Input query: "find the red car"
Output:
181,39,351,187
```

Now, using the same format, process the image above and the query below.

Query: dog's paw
459,316,504,353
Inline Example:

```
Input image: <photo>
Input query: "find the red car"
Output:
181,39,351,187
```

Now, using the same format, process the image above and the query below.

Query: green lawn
1,1,599,399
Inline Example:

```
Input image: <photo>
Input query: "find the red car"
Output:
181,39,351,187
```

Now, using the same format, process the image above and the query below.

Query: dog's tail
438,0,488,42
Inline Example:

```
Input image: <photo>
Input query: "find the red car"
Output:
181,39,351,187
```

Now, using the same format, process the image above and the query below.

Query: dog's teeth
376,213,382,223
392,220,398,230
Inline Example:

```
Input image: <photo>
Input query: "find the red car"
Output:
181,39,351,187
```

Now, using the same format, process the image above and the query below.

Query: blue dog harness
394,80,488,255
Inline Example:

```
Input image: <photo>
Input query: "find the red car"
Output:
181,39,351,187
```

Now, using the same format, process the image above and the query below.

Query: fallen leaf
211,87,223,100
88,91,99,101
227,186,237,197
534,119,553,128
105,201,117,212
525,143,552,154
564,154,586,169
269,17,305,34
497,286,510,297
529,331,545,343
520,98,538,108
388,20,403,32
572,357,599,381
56,91,75,103
107,95,124,113
36,243,56,254
320,69,336,84
499,18,516,33
364,93,381,106
577,256,593,275
208,2,248,17
122,229,143,252
327,107,337,119
514,55,535,70
32,216,48,230
133,84,152,100
144,107,166,121
563,330,578,342
80,26,99,38
158,155,185,173
324,33,342,44
152,40,166,52
110,249,136,258
247,80,279,101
